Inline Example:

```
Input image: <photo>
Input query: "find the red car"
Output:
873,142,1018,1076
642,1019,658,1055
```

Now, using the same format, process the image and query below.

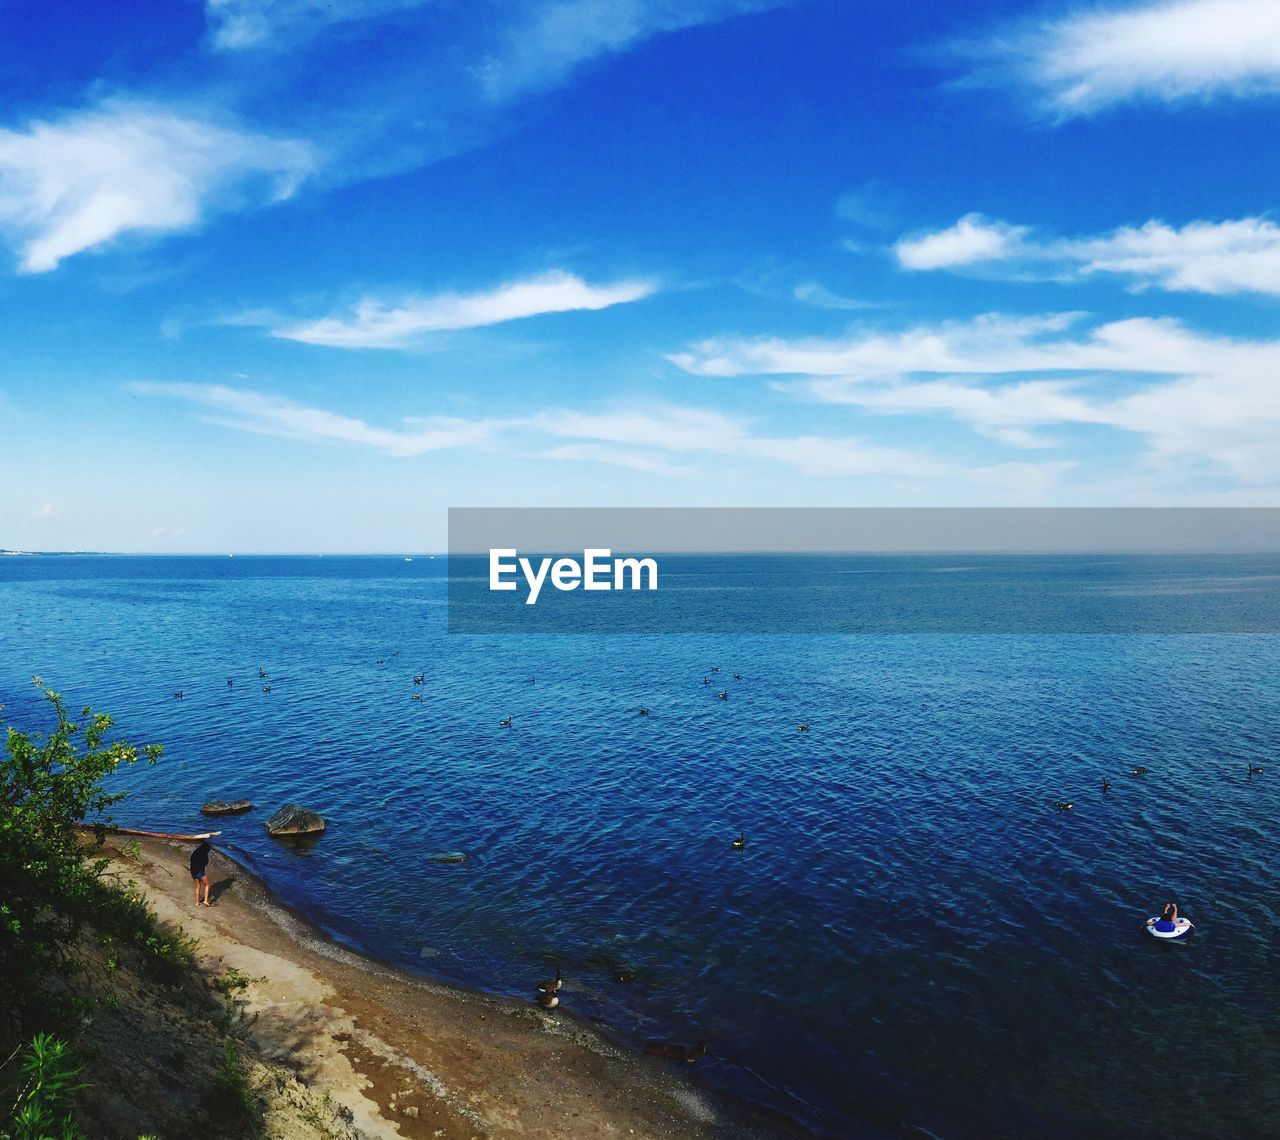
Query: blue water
3,555,1279,1138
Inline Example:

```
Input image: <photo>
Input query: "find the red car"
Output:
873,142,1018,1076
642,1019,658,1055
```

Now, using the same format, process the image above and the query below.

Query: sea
2,554,1278,1139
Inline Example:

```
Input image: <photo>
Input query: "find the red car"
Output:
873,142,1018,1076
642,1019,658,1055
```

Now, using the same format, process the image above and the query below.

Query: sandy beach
98,836,806,1140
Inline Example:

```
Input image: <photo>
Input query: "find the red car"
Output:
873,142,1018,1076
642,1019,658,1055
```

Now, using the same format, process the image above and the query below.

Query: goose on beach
537,991,559,1009
537,968,562,994
644,1040,707,1063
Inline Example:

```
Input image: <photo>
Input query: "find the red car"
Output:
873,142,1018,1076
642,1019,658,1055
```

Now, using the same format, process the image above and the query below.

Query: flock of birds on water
165,653,1268,1065
165,653,759,1062
1051,760,1264,813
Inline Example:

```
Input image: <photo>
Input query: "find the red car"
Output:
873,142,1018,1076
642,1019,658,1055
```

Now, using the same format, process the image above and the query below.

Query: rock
201,799,253,816
264,803,326,836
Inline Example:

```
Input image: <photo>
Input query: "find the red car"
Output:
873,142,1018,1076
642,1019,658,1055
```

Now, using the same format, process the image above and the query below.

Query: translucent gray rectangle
447,508,1280,633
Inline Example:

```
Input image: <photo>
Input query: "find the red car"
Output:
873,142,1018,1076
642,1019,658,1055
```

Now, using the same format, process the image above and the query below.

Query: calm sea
3,555,1279,1138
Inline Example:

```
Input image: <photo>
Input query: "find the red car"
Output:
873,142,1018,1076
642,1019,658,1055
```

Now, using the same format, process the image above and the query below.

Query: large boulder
202,799,254,816
265,803,326,836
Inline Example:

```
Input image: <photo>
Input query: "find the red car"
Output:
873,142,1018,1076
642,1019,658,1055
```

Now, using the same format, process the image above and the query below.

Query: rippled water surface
3,555,1279,1138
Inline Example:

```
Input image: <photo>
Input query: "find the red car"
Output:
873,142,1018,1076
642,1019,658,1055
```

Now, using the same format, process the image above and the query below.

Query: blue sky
2,0,1279,552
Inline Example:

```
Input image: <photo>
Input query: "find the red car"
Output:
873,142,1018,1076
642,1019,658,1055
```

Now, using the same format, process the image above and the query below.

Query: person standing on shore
190,840,212,906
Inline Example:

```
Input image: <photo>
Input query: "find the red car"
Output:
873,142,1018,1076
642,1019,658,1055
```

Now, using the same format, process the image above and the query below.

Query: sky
2,0,1279,552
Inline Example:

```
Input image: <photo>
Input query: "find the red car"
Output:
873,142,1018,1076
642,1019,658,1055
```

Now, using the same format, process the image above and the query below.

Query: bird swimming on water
174,690,184,699
413,673,424,685
259,667,268,678
644,1040,707,1063
1132,766,1149,775
1102,777,1112,791
638,708,651,716
262,686,271,693
1055,801,1073,812
226,677,234,688
796,724,810,732
499,717,512,727
1248,764,1264,776
537,967,562,994
716,691,728,700
732,832,745,850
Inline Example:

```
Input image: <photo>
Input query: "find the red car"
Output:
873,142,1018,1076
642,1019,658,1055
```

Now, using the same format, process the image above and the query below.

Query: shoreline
103,834,812,1139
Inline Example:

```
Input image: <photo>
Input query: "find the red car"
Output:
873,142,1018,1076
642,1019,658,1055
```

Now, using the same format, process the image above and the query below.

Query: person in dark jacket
190,840,212,907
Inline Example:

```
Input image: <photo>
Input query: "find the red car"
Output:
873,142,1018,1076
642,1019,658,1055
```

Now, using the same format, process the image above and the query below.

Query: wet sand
105,836,808,1139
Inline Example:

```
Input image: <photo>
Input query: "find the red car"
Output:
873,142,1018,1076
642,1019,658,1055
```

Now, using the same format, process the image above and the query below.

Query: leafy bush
208,1040,254,1127
1,1033,86,1140
0,681,160,1033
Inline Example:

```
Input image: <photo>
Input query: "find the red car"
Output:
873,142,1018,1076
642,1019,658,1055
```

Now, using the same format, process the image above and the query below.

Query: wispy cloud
671,313,1280,482
533,405,947,478
270,271,657,348
130,382,509,455
133,382,949,481
894,213,1280,295
960,0,1280,116
206,0,426,51
475,0,778,101
0,100,313,273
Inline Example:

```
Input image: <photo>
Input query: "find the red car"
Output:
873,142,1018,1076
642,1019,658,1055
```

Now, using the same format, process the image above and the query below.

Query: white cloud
791,282,880,310
0,101,313,273
671,313,1280,483
130,383,508,456
133,383,948,481
533,404,947,478
894,213,1280,295
895,214,1029,271
206,0,424,50
670,312,1088,377
272,271,657,348
966,0,1280,115
475,0,774,101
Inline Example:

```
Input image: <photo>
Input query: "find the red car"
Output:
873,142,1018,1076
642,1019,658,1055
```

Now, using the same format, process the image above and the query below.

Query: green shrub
1,1033,86,1140
0,681,161,1032
208,1039,254,1127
